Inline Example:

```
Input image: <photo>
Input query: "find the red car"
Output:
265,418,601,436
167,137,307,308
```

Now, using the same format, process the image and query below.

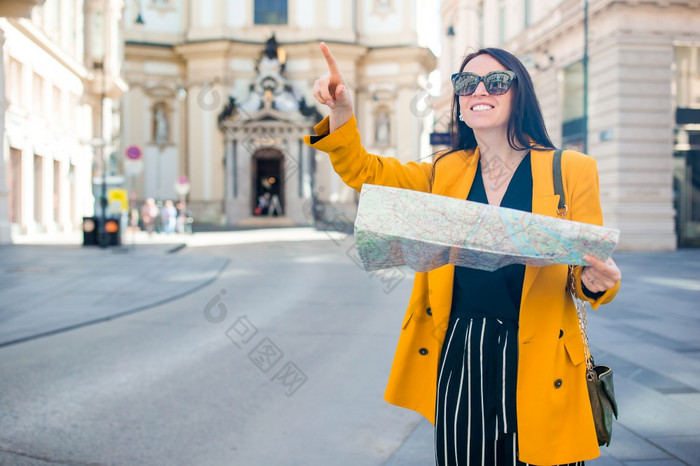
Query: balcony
0,0,46,18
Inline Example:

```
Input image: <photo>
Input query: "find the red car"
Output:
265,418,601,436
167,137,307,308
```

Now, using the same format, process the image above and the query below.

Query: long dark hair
438,48,554,165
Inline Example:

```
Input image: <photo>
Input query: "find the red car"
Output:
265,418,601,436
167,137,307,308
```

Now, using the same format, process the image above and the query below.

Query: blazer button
559,329,564,338
419,348,429,356
426,307,432,316
554,378,563,389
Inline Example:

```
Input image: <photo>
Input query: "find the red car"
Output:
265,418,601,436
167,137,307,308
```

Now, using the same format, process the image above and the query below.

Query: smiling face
458,54,514,135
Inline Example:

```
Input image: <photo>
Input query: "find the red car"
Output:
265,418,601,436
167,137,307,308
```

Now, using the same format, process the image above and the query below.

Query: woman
305,42,621,466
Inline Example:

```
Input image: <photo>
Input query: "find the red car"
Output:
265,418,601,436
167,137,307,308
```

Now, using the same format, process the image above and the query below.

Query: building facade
1,0,125,243
122,0,437,226
437,0,700,250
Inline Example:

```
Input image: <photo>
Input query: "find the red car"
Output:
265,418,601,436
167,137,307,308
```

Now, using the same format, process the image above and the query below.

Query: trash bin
83,217,98,246
83,216,121,246
104,217,122,246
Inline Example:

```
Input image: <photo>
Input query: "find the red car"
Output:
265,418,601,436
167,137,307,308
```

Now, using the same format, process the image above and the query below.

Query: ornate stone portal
218,36,321,226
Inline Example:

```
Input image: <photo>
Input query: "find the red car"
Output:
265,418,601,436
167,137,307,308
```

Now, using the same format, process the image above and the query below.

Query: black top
451,153,532,321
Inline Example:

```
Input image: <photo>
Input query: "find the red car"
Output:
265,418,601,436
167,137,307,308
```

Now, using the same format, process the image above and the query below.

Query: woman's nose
473,81,489,96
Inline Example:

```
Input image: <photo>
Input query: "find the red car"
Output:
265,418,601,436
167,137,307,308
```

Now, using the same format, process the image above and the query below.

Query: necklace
480,153,527,190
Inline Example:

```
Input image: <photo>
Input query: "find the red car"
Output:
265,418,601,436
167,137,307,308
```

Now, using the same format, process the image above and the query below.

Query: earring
458,114,464,122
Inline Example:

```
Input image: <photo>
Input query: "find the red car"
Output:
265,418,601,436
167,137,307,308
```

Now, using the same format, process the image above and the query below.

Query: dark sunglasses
451,70,516,96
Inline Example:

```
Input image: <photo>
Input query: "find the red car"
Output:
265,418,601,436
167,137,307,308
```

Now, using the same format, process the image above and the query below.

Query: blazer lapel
426,148,561,328
522,149,561,301
428,149,479,332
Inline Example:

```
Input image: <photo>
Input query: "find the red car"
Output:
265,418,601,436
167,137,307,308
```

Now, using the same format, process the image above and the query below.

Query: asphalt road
0,240,423,465
2,239,699,465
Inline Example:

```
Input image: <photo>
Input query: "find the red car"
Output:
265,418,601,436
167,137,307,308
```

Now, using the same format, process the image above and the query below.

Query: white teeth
472,104,493,111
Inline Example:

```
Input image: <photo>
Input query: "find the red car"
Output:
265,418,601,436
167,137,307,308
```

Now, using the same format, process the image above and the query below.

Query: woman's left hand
582,255,621,293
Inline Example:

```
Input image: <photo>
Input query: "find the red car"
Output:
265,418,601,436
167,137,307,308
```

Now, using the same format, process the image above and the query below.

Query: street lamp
94,60,109,248
582,0,589,154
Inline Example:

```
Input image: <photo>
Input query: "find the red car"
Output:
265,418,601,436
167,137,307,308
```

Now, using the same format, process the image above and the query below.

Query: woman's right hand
313,42,354,132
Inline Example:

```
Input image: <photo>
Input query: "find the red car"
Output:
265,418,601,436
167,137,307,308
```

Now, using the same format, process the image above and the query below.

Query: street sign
429,132,451,146
124,159,144,176
108,189,129,213
125,145,142,160
175,175,190,197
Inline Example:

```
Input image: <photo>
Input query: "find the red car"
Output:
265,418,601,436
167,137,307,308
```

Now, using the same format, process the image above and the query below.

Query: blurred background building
122,0,437,227
1,0,436,241
2,0,698,250
435,0,700,250
1,0,125,243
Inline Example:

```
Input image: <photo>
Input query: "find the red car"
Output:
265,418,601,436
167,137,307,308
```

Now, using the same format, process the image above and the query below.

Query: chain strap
569,265,594,373
556,150,595,377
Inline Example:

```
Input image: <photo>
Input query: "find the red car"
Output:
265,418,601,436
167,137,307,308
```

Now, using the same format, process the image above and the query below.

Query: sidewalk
11,225,346,249
0,227,344,347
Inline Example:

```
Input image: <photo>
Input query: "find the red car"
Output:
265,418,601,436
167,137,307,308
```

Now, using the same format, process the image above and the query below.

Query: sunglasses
451,70,517,96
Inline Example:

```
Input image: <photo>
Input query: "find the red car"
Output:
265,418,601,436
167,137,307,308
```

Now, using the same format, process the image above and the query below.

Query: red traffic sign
125,145,142,160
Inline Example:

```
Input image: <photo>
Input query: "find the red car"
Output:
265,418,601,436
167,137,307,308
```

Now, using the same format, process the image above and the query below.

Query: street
0,236,422,465
0,233,699,465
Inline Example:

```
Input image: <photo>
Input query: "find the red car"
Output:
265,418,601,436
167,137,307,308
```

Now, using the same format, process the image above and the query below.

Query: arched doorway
252,148,284,216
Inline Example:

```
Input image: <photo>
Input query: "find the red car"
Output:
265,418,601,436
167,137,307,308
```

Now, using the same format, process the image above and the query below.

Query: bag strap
569,266,594,372
553,149,567,217
553,149,595,371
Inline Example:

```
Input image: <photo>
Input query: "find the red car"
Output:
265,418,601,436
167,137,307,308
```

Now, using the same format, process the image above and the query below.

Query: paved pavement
0,228,344,348
1,230,699,465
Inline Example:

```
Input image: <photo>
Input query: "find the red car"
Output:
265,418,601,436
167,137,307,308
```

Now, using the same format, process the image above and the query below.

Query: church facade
123,0,437,227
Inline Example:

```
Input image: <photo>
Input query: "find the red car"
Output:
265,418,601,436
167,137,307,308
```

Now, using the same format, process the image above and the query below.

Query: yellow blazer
305,116,620,465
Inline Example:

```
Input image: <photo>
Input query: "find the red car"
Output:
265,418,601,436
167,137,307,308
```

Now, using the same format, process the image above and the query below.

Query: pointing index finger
320,42,341,78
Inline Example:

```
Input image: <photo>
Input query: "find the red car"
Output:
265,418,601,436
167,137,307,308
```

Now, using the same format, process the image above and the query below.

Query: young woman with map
304,42,621,466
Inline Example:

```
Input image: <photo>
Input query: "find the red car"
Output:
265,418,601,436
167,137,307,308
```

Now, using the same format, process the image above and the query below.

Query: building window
675,45,700,108
561,61,585,151
498,0,506,44
524,0,531,28
34,155,43,226
53,86,62,122
9,148,22,225
375,0,392,11
478,1,484,47
254,0,288,25
673,45,700,247
8,58,23,108
54,160,61,224
32,73,44,115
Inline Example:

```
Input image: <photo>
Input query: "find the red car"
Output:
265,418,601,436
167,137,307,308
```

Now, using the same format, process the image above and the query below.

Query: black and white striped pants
435,316,584,466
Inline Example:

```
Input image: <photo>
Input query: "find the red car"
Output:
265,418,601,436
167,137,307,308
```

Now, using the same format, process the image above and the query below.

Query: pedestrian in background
140,198,159,236
175,200,191,234
305,42,622,465
161,200,177,234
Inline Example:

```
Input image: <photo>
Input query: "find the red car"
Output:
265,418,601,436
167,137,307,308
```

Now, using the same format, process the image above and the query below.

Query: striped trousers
435,317,584,466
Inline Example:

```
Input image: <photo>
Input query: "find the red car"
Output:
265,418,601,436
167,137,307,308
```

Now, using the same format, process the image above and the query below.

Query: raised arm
313,42,354,132
305,42,433,193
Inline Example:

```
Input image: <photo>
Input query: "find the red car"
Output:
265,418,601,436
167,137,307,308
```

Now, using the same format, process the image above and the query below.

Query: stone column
589,34,677,250
224,136,236,224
